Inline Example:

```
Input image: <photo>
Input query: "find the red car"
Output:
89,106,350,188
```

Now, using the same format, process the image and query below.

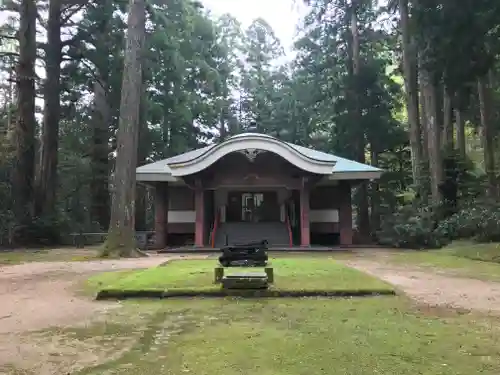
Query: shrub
376,205,449,249
436,201,500,243
378,198,500,250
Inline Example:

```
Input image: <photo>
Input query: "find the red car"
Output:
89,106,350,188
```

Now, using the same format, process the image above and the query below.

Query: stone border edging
95,288,396,300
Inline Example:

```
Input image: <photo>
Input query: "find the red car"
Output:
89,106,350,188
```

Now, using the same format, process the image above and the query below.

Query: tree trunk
417,69,430,201
350,3,361,78
5,76,14,133
477,73,497,198
36,0,62,220
455,107,466,159
90,2,112,231
102,0,146,257
12,0,37,244
421,70,443,205
442,86,453,151
419,77,429,165
399,0,423,188
350,1,370,241
135,82,149,231
370,147,380,234
90,80,110,230
219,110,227,140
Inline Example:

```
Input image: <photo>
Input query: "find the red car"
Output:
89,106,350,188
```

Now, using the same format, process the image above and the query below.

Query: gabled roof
136,133,383,182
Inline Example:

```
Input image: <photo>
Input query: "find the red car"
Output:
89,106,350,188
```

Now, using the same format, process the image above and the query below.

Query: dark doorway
226,191,280,222
310,232,340,246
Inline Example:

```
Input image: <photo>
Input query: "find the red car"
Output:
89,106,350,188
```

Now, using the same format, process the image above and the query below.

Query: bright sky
0,1,306,54
201,0,307,56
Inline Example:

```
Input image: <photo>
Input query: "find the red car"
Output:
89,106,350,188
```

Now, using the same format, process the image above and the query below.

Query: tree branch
61,33,83,48
0,34,18,41
36,10,47,29
0,0,19,12
61,55,102,85
61,1,89,25
0,51,19,59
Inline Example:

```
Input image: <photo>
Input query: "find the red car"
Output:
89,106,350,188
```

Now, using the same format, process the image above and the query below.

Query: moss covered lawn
372,242,500,281
0,247,100,265
88,258,395,297
64,297,500,375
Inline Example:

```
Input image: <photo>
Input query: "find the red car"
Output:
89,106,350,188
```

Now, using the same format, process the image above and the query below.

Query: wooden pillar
154,182,169,249
339,181,353,246
300,178,310,246
195,179,205,247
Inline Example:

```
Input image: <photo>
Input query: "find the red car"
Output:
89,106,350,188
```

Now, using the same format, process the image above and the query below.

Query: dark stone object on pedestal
218,240,269,267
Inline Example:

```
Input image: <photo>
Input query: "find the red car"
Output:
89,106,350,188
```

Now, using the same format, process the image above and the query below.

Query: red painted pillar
339,181,353,246
154,182,169,249
300,178,310,247
195,180,205,247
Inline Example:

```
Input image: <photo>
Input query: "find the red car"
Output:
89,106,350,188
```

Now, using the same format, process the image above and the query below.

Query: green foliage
377,205,448,249
436,201,500,243
441,150,481,200
0,128,14,246
11,215,66,246
2,0,499,248
377,194,500,250
414,0,500,91
376,147,493,250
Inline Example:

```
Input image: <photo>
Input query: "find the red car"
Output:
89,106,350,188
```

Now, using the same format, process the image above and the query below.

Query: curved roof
165,133,337,176
136,132,383,181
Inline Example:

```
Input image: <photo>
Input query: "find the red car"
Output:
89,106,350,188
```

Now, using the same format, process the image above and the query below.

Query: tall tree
420,69,443,204
477,72,496,198
11,0,37,243
398,0,423,189
36,0,92,221
36,0,62,219
240,18,284,132
441,86,453,150
349,0,370,239
88,0,115,230
214,14,245,137
102,0,146,256
454,105,466,159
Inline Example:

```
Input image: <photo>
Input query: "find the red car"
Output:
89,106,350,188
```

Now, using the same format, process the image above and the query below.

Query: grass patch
0,247,100,265
88,258,395,299
451,241,500,263
72,297,500,375
82,270,137,296
377,242,500,281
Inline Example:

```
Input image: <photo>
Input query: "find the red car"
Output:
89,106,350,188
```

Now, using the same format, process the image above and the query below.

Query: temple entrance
226,191,280,222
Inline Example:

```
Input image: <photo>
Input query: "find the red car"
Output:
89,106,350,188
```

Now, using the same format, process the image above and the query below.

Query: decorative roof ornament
238,148,263,162
244,173,259,181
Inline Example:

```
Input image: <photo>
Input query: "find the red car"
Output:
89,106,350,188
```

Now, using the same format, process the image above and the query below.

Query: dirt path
0,255,204,334
0,254,215,374
341,258,500,313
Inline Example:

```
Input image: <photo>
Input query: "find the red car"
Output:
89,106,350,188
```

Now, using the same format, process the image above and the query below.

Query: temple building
136,133,383,248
